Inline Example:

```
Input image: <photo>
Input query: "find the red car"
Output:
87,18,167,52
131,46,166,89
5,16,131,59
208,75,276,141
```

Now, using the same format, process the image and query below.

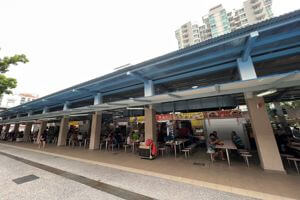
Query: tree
0,52,29,95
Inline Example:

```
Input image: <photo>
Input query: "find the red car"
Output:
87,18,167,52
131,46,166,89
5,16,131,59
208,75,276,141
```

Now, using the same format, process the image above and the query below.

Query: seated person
292,127,300,140
207,133,225,161
77,132,83,145
114,132,123,146
139,133,144,142
126,134,132,145
231,131,245,149
131,131,139,142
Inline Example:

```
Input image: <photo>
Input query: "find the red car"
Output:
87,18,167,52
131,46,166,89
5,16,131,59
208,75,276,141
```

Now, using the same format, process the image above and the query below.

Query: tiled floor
1,141,300,199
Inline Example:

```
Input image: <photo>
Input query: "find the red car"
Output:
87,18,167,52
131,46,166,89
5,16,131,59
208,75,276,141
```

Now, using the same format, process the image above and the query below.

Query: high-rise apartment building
202,4,231,38
228,8,249,31
175,22,201,49
175,0,273,49
243,0,273,24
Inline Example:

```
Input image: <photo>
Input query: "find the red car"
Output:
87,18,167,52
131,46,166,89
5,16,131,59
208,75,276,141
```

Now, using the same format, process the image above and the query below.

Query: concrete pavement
0,145,255,200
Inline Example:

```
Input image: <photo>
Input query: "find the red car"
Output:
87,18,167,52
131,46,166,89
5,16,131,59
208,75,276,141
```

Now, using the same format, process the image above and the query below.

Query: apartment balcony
251,0,259,4
254,8,264,15
252,2,262,10
256,13,266,21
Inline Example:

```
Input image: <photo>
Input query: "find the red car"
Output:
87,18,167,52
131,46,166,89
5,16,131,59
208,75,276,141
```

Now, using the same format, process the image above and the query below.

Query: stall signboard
205,110,242,119
127,110,241,123
156,114,174,121
175,112,204,120
69,121,80,126
129,116,145,123
191,119,204,127
129,112,204,122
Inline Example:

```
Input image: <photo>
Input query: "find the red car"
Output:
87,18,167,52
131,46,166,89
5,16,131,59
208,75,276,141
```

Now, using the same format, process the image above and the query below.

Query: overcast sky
0,0,299,97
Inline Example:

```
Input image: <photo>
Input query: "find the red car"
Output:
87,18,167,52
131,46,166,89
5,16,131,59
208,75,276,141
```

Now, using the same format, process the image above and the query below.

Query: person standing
39,129,47,149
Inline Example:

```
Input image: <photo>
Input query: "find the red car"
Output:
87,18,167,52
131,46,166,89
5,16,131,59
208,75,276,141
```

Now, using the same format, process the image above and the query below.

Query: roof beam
215,84,221,93
168,94,182,99
107,103,128,106
126,71,148,83
129,98,151,103
242,31,259,62
127,71,154,97
271,70,299,87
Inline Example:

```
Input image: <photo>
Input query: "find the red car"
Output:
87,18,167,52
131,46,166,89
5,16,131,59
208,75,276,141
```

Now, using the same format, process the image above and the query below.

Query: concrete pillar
273,102,288,128
37,121,47,143
246,96,285,173
144,105,157,144
89,112,102,150
23,122,33,142
13,123,20,133
57,116,69,146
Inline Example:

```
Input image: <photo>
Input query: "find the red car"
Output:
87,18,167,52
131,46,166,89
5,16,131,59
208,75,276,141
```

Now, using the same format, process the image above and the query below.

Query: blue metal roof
1,9,300,118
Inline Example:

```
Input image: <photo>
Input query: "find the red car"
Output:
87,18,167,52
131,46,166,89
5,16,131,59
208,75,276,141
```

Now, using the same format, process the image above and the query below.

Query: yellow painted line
0,143,296,200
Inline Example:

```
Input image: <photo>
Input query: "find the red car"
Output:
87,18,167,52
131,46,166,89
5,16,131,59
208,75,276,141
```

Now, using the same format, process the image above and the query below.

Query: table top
177,139,189,143
291,142,300,147
166,139,188,146
288,144,300,151
216,140,237,150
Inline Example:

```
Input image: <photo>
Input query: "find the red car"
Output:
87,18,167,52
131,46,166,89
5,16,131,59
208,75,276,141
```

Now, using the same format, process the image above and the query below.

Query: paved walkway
1,142,299,199
0,145,255,200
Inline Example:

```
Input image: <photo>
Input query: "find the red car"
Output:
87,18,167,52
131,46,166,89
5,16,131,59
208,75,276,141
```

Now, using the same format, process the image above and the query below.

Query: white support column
144,105,157,145
126,71,155,97
238,49,285,172
23,122,33,142
144,80,154,97
57,116,69,146
94,93,103,105
89,112,102,150
237,57,257,80
63,101,70,111
42,107,49,114
246,96,285,172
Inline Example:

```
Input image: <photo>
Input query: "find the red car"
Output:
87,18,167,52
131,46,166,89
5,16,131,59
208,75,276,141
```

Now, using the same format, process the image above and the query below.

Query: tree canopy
0,52,29,95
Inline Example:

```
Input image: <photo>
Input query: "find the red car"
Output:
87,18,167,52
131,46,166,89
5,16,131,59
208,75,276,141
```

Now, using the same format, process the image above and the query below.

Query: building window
20,97,26,104
241,19,248,24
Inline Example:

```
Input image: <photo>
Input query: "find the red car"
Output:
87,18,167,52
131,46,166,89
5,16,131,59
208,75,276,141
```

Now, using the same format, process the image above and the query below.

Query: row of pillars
0,99,285,173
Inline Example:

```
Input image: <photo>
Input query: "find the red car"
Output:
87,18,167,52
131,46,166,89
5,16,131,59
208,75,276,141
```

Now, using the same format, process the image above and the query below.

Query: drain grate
12,174,39,185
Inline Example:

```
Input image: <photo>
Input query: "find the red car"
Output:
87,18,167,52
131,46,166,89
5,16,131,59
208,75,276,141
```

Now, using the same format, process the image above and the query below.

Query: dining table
215,140,237,166
132,140,140,153
166,139,189,158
